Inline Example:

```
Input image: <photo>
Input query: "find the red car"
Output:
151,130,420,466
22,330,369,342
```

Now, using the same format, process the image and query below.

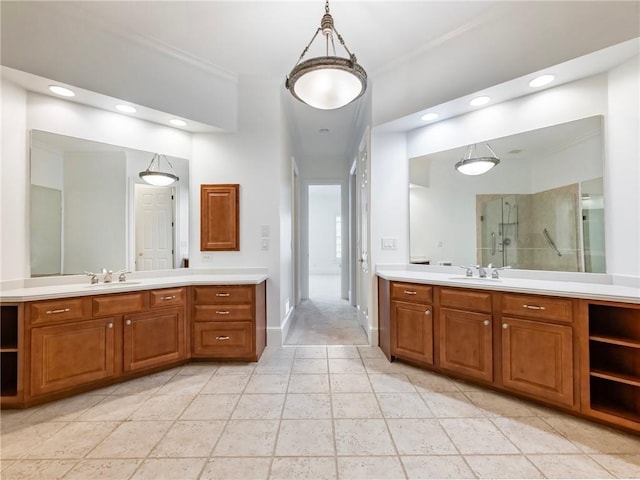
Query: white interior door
135,184,175,271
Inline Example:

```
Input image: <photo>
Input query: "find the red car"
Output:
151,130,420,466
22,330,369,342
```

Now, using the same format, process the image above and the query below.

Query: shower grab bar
543,228,562,256
491,232,497,256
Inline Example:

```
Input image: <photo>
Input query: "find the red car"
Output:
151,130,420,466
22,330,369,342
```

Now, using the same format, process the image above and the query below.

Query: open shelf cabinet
586,303,640,427
1,304,23,402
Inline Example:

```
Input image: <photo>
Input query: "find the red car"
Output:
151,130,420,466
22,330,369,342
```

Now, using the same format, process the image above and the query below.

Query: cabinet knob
483,320,490,326
216,336,230,341
125,319,132,326
424,310,431,315
502,323,509,329
107,322,114,329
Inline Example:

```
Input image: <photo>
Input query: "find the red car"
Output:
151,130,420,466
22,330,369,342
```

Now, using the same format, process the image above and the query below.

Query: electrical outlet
202,253,213,262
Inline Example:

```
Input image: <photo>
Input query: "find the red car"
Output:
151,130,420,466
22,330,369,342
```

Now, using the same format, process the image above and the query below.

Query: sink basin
447,276,501,282
84,281,143,288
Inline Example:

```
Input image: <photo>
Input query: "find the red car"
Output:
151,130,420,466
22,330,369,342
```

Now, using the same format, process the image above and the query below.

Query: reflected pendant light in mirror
455,143,500,175
286,0,367,110
139,153,179,186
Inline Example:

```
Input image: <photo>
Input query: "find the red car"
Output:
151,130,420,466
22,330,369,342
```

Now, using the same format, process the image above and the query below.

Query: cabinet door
200,184,240,251
31,318,116,396
392,301,433,364
123,308,186,373
502,317,574,407
440,308,493,382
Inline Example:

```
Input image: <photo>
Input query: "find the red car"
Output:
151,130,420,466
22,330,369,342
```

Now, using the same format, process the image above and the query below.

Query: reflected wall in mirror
409,116,605,273
30,131,189,277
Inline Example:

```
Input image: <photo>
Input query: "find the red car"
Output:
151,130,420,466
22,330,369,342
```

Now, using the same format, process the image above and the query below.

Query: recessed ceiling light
49,85,75,97
420,112,439,122
469,96,491,107
116,104,137,114
170,119,187,127
529,74,555,88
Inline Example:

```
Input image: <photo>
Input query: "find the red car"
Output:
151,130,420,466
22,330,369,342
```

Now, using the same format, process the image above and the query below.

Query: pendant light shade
286,1,367,110
455,143,500,176
139,153,179,186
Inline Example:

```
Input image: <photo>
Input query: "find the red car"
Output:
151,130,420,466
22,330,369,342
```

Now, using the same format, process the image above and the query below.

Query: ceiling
2,1,639,161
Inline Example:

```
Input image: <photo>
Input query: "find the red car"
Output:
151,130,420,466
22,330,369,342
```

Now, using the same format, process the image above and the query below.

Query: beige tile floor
2,346,640,479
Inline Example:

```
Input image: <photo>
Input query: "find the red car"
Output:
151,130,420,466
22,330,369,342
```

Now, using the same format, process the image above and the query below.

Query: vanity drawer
192,321,253,358
149,288,185,308
193,304,253,322
29,298,92,325
501,293,573,324
93,293,146,317
440,288,493,314
193,285,254,305
391,282,433,304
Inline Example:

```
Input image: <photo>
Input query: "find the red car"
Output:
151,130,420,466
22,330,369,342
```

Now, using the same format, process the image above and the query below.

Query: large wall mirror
409,116,605,273
30,130,190,277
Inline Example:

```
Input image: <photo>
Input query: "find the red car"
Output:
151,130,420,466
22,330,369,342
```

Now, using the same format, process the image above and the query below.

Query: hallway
284,299,368,346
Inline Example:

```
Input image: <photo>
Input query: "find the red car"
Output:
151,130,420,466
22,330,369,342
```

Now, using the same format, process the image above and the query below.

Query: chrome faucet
84,271,99,284
490,265,511,279
477,265,488,278
115,270,130,282
102,268,113,283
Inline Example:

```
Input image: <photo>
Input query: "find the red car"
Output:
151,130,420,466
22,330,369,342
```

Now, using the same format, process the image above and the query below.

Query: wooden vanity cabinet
500,293,575,407
192,282,266,361
26,288,188,401
439,288,494,382
1,304,25,406
390,283,434,365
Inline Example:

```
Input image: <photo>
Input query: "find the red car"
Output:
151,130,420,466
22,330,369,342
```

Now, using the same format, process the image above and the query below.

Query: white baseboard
267,307,295,347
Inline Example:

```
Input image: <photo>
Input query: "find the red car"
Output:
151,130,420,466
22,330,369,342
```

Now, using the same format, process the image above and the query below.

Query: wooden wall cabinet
201,184,240,251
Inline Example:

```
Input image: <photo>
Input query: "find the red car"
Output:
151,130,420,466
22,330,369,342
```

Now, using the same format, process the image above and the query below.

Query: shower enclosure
476,181,605,273
478,195,519,268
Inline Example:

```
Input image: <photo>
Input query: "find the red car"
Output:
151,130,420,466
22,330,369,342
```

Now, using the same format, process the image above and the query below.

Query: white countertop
0,269,269,302
377,268,640,304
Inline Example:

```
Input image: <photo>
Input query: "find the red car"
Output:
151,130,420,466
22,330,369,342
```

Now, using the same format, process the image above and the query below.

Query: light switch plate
381,237,398,250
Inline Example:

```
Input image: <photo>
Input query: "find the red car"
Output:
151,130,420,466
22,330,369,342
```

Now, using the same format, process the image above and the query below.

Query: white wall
606,56,640,277
190,76,285,343
1,79,29,280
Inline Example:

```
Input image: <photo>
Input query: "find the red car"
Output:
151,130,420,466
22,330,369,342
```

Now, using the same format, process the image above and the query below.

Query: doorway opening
308,184,342,300
134,184,175,271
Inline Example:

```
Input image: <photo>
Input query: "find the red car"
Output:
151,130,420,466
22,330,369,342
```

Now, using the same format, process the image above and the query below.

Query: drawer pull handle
483,320,490,326
522,304,546,310
216,293,230,297
46,308,70,315
161,295,176,300
424,310,431,315
216,336,230,341
107,322,114,329
216,310,230,315
404,290,417,295
502,323,509,329
126,319,132,326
